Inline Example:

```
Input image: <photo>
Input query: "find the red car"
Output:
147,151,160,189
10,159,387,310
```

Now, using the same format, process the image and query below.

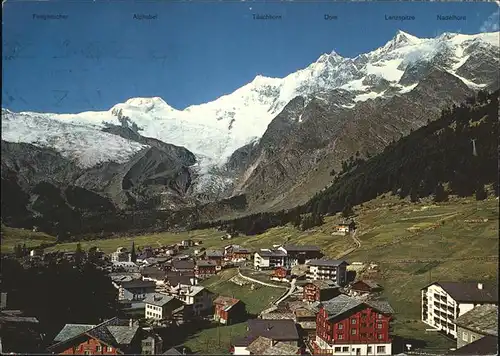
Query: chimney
478,283,483,290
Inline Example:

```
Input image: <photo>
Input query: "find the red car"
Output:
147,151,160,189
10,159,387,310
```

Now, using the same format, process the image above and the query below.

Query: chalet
165,271,198,287
195,260,217,278
111,247,131,263
332,222,355,236
271,266,290,282
144,294,184,321
141,332,163,355
171,259,195,273
253,249,287,270
213,296,246,325
47,318,142,355
294,307,318,341
205,250,224,266
225,245,252,262
350,280,383,296
136,248,155,263
453,304,498,349
306,259,349,286
313,294,394,355
169,285,214,316
421,281,498,338
278,245,323,267
303,280,341,303
117,280,156,301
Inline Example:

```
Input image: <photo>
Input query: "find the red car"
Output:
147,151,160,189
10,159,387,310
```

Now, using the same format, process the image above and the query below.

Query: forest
198,89,499,235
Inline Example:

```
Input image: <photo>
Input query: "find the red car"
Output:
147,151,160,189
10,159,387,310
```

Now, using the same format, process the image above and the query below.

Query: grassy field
183,322,247,355
2,195,497,352
1,225,57,252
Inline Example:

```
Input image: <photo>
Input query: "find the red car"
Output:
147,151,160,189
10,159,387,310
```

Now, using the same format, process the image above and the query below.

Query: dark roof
206,249,224,258
352,280,383,290
163,347,183,355
282,245,321,252
232,246,252,253
448,335,498,355
141,267,167,280
309,280,340,289
424,282,498,303
172,259,195,270
247,319,299,341
197,260,217,267
232,336,251,347
120,280,156,289
49,318,139,353
454,305,498,337
257,249,287,257
144,294,176,307
166,271,196,286
308,259,348,267
321,294,394,320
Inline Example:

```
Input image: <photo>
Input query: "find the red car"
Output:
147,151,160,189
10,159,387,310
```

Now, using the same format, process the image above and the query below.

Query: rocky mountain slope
1,30,499,230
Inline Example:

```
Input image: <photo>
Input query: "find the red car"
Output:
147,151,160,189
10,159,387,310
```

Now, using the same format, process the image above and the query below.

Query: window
338,334,343,340
367,346,372,354
462,332,468,341
351,318,357,324
376,346,386,353
334,347,341,352
107,347,113,352
84,352,92,355
342,347,349,352
378,334,383,340
96,346,102,352
361,333,367,338
351,329,357,335
338,324,343,330
377,322,383,329
377,314,383,319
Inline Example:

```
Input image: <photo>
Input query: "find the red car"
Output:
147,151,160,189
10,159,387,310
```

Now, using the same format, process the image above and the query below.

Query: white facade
233,346,251,355
145,303,166,320
307,263,347,286
254,252,270,269
175,286,213,315
315,336,392,355
253,250,286,270
421,283,495,338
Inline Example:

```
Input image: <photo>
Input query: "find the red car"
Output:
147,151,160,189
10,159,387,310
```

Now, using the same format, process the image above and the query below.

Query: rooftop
260,312,295,320
246,336,273,355
448,335,498,355
247,319,299,341
172,259,195,270
308,280,340,289
257,249,287,257
321,294,394,320
454,304,498,337
196,260,217,267
206,250,224,258
308,259,348,267
214,296,241,311
144,294,176,307
425,282,498,303
120,280,156,289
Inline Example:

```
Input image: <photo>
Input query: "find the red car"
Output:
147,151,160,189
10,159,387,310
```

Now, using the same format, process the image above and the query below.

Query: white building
306,259,349,286
253,249,287,270
421,281,498,338
170,285,214,316
111,247,131,263
144,294,183,320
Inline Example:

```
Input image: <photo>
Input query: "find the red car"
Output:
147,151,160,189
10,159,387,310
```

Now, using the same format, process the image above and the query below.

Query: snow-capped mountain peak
382,29,422,52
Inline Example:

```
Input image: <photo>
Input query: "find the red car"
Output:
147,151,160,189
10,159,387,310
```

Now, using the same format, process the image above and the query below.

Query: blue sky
2,0,499,113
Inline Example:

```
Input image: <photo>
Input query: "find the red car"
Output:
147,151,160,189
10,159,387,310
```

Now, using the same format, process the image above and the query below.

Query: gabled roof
197,260,217,267
48,318,139,354
321,294,394,320
144,294,176,307
454,305,498,337
352,280,382,289
247,319,299,341
246,336,273,354
308,280,340,289
423,282,498,303
257,249,287,257
308,259,348,267
214,296,241,311
163,347,183,355
206,249,224,258
172,259,195,270
447,335,498,355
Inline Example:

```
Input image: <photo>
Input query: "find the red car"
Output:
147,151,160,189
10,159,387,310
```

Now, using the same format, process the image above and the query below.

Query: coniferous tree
75,243,83,265
475,182,487,201
130,241,137,263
